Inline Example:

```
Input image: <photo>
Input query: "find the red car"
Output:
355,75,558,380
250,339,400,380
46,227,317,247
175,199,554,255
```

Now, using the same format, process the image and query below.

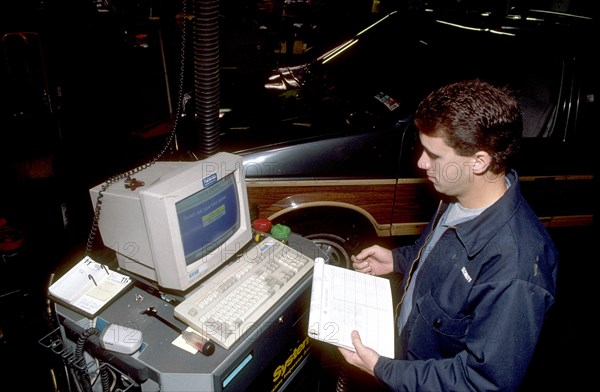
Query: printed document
308,258,395,358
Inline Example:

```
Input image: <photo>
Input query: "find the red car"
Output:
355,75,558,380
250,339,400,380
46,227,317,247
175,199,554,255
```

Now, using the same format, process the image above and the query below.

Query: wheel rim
305,234,351,269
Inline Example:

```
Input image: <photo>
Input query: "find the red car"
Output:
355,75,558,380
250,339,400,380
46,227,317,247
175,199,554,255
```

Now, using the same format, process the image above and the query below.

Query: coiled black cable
335,358,350,392
100,362,112,392
74,327,100,392
73,327,114,392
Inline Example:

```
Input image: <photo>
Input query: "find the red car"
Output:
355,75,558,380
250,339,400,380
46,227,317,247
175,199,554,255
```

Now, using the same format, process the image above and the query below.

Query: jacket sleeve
373,279,554,392
391,244,418,275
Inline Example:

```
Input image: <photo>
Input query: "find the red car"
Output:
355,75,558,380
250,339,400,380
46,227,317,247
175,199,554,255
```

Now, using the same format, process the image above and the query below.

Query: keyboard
174,237,314,349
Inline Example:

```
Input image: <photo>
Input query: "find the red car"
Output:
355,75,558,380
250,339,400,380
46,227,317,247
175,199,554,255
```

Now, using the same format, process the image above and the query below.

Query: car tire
304,233,352,269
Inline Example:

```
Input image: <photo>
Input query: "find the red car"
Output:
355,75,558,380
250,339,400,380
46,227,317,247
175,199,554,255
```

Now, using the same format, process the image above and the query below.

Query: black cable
74,327,100,392
335,359,350,392
100,362,112,392
73,326,117,392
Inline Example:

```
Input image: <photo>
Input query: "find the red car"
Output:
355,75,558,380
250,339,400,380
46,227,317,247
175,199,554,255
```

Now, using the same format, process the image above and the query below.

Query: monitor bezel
136,153,252,292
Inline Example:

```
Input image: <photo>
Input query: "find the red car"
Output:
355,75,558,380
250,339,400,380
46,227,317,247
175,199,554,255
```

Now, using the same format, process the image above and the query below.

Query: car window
397,22,566,140
304,12,570,141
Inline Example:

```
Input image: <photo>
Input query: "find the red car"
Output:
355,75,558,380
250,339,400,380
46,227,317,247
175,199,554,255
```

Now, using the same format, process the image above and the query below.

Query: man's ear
473,151,492,174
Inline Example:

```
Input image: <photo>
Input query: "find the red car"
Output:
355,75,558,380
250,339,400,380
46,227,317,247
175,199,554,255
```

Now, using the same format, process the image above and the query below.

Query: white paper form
308,258,395,358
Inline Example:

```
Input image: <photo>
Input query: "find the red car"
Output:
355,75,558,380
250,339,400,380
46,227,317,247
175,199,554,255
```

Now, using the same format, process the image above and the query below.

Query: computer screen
89,152,252,292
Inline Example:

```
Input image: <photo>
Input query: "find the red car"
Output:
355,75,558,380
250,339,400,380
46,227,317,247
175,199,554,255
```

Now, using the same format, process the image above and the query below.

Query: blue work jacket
374,170,558,392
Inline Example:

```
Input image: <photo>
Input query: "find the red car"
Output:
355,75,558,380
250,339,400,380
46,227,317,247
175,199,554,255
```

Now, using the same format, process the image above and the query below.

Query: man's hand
338,330,380,376
351,245,394,276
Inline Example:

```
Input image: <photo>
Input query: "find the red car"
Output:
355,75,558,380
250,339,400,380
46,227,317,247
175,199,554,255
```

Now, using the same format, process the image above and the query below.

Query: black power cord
74,327,100,392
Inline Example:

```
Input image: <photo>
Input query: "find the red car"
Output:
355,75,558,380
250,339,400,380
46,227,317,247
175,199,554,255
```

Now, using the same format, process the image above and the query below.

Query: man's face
417,132,477,198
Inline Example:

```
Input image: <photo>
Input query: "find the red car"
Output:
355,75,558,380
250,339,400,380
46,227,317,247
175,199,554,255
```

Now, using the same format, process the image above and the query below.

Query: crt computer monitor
89,152,253,292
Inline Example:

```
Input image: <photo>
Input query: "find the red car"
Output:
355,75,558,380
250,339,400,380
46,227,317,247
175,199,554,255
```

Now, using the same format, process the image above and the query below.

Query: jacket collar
440,170,523,258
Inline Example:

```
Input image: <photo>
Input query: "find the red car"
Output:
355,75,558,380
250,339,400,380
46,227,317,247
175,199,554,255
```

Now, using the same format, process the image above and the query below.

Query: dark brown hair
414,79,522,174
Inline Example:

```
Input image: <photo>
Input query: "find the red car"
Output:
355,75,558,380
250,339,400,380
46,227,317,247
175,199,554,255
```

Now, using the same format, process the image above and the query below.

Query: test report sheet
308,258,395,358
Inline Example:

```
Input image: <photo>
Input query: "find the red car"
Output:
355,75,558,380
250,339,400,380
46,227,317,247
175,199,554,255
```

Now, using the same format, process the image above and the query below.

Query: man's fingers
352,259,372,274
351,330,363,349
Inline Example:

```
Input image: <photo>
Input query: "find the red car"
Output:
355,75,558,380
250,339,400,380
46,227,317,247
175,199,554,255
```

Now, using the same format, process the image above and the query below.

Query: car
214,7,596,266
225,7,598,266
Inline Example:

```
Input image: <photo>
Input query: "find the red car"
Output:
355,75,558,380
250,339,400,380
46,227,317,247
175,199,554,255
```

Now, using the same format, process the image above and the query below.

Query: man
340,79,558,391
